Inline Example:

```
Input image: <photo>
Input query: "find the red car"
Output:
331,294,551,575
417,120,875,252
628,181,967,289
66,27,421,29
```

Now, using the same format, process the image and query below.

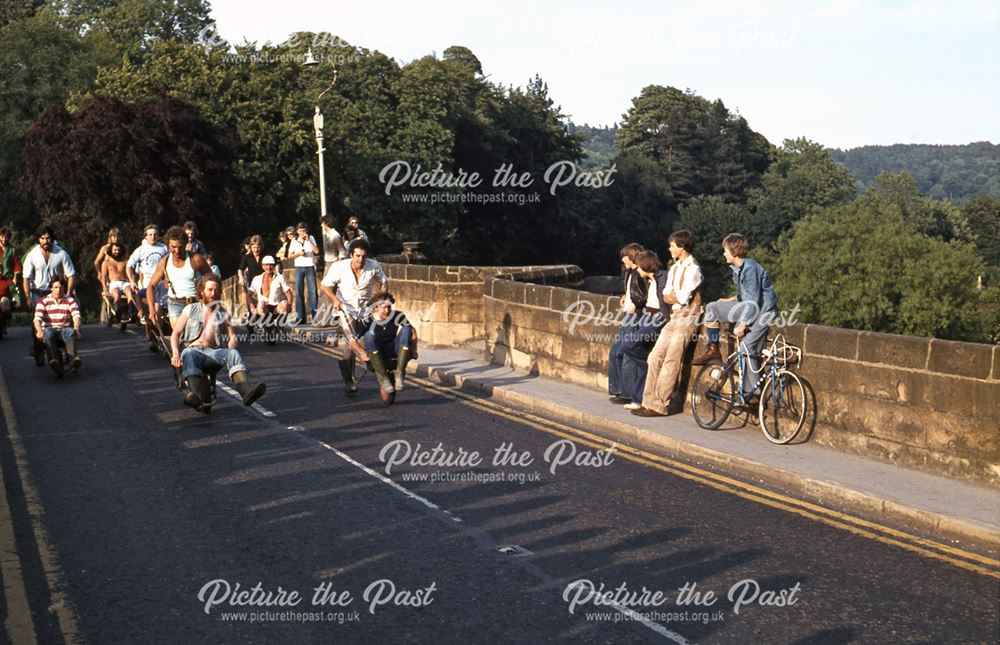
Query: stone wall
381,263,584,347
476,269,999,486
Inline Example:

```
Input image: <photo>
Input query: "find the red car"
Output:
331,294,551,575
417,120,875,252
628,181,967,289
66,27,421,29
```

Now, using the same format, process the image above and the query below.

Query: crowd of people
0,215,415,405
608,231,779,417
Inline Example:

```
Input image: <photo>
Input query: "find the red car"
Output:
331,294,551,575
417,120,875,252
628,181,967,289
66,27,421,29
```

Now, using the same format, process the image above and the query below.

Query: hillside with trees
828,143,1000,203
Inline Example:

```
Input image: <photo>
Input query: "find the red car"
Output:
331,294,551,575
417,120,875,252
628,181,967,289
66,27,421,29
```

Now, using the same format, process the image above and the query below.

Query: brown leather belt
645,307,661,314
170,296,198,304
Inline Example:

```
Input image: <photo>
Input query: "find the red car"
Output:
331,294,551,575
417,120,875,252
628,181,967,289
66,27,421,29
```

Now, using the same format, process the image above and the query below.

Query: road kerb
412,360,1000,551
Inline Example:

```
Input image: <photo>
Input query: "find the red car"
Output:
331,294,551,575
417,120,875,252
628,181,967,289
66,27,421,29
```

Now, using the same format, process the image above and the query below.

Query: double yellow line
411,372,1000,579
305,343,1000,577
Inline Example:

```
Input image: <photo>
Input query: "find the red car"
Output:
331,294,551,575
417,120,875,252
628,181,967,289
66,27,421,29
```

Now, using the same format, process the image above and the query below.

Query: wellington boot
368,351,395,394
338,359,357,394
232,370,266,406
691,341,722,366
394,346,412,391
185,375,212,408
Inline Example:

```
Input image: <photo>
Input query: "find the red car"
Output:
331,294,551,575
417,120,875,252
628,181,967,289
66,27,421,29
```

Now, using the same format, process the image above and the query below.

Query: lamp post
304,49,337,218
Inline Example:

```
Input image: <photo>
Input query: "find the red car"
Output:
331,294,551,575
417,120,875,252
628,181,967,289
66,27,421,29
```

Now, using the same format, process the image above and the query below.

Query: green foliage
828,142,1000,204
569,123,617,169
771,201,991,342
18,93,240,273
616,85,770,206
0,5,98,229
747,138,855,246
960,196,1000,268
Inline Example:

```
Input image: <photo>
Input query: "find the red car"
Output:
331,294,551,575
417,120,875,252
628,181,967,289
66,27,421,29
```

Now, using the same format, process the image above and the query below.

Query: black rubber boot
338,358,357,395
185,375,212,408
232,370,266,406
394,346,411,391
368,351,395,394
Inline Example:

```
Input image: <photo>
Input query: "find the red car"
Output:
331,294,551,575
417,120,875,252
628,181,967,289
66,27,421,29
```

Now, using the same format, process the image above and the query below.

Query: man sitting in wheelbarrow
170,274,266,412
346,292,416,401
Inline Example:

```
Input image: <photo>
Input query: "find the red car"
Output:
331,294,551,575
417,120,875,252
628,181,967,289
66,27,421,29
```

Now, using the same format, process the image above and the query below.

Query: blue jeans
294,267,317,323
43,327,76,362
363,324,413,358
608,321,636,396
180,346,247,380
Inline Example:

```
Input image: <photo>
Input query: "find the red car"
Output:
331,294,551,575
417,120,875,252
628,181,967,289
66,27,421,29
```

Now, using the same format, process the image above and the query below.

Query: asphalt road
0,325,997,644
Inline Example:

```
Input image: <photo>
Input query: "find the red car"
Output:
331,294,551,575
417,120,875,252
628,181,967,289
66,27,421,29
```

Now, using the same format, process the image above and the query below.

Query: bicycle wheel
691,360,737,430
758,370,806,444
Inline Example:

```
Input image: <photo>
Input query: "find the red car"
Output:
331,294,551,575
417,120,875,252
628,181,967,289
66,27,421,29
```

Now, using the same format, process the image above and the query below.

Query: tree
19,93,240,274
747,138,855,246
0,5,98,230
59,0,212,64
859,172,966,241
616,85,770,207
771,201,990,341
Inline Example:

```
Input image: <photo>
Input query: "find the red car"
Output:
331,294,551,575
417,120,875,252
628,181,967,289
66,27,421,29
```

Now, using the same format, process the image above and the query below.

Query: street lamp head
303,48,319,67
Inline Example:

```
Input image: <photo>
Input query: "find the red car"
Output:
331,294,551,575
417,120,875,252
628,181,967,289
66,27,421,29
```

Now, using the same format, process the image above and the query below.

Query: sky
207,0,999,150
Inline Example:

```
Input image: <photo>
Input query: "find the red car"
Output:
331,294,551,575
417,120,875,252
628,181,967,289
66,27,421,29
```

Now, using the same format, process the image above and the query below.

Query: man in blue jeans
170,274,266,411
692,233,778,402
348,292,416,396
287,221,319,324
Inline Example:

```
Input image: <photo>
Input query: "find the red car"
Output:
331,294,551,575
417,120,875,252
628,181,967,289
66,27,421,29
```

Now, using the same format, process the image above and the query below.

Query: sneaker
608,395,631,404
624,402,642,410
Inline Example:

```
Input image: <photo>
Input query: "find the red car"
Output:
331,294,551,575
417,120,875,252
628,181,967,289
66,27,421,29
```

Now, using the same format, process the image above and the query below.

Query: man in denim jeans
693,233,778,402
287,221,319,325
170,274,266,411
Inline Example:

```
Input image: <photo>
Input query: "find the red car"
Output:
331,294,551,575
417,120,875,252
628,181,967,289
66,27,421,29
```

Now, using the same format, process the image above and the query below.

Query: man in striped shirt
33,277,82,376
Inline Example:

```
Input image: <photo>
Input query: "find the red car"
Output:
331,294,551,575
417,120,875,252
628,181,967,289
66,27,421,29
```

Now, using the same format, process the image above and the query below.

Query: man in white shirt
22,225,76,306
249,256,292,319
633,230,703,417
319,238,388,393
287,221,319,324
22,225,76,362
126,224,168,318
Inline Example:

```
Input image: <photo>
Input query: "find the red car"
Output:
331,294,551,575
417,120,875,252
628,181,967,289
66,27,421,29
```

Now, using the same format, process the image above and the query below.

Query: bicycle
690,333,807,444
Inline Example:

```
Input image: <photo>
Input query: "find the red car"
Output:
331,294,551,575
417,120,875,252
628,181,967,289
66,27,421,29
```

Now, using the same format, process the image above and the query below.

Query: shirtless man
100,241,130,323
170,274,267,411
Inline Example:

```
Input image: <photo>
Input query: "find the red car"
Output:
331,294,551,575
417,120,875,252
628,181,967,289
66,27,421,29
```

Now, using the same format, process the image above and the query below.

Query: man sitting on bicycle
33,277,82,376
319,238,388,395
170,274,267,411
693,233,778,403
347,292,416,395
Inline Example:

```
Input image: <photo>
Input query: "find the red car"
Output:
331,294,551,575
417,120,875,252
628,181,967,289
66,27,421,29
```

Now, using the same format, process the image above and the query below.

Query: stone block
523,306,566,336
524,284,554,309
775,322,805,352
973,380,1000,421
515,329,563,359
447,303,483,323
404,264,430,281
805,325,859,360
549,286,582,314
396,281,437,302
436,283,481,302
858,331,929,370
560,335,591,367
928,339,993,380
920,374,975,416
490,279,519,304
992,345,999,380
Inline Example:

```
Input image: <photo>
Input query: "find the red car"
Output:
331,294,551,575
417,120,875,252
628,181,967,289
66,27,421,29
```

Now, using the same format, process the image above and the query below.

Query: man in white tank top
146,226,213,330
